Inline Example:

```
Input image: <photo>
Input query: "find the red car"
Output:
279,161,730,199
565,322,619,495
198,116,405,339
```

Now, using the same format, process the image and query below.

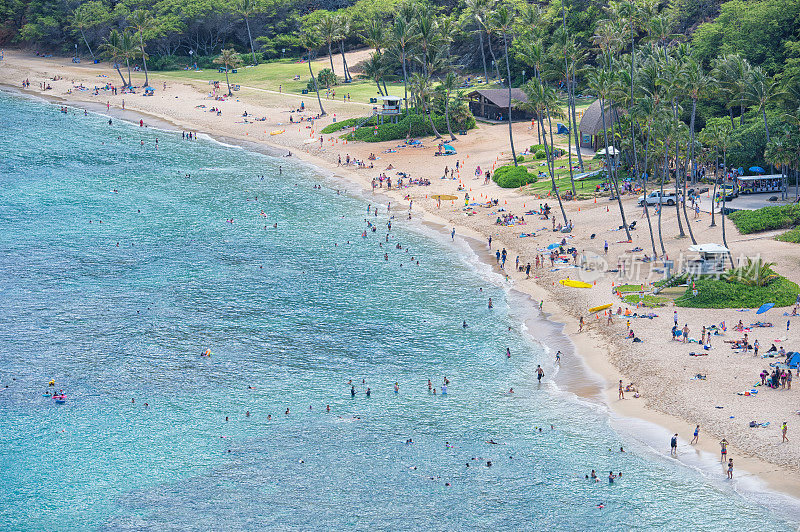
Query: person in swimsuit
727,458,734,479
536,365,544,383
691,425,700,445
719,438,728,461
670,434,678,456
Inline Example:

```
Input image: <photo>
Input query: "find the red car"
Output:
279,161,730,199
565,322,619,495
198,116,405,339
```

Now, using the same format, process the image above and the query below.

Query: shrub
674,272,800,308
777,227,800,242
534,148,547,159
516,155,525,162
492,165,537,188
334,111,476,143
148,55,186,71
728,204,800,234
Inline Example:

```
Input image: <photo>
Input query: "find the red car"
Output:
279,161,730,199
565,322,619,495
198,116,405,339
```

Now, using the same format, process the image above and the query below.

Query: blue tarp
756,303,774,315
556,123,569,135
788,352,800,369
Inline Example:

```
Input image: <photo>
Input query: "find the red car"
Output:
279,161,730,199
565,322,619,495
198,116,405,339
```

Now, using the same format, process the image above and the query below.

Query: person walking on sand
670,434,678,457
719,438,728,462
579,316,584,332
782,422,789,442
682,324,689,343
618,380,624,400
691,425,700,444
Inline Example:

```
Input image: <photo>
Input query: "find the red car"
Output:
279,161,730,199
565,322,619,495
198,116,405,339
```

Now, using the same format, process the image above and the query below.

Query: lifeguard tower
685,243,730,275
377,96,402,124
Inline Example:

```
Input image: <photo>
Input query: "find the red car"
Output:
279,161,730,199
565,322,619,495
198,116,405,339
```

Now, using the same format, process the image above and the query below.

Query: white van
638,191,677,206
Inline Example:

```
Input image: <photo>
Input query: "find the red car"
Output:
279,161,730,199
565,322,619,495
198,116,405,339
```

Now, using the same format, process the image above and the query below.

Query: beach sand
4,49,800,499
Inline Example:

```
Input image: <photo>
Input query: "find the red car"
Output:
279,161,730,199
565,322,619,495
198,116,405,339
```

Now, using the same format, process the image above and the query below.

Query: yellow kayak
560,279,593,288
589,303,613,313
270,129,284,135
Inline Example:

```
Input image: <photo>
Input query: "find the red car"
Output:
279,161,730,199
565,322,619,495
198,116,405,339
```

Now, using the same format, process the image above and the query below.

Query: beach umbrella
749,166,765,174
756,303,774,314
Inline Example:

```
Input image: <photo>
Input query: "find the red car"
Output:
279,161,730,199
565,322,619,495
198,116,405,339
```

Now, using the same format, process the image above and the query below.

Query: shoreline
3,54,800,504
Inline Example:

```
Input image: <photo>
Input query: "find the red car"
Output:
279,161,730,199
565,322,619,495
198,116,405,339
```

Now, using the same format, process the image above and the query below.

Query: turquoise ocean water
0,90,794,530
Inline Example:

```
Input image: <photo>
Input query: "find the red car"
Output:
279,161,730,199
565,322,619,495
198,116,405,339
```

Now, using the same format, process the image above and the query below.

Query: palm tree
119,30,137,87
408,73,441,138
128,10,154,87
233,0,259,65
492,5,517,166
439,71,459,141
699,122,730,227
362,17,384,55
520,79,568,225
336,13,353,82
70,6,97,61
477,7,502,82
766,133,791,200
465,0,489,82
101,29,128,87
318,12,338,76
746,67,782,147
712,54,744,129
299,32,326,116
412,7,439,78
718,134,739,262
587,65,632,242
363,52,386,96
389,17,414,112
516,38,545,144
214,48,243,96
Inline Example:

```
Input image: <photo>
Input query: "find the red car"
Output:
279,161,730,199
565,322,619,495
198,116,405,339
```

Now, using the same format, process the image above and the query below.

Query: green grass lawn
520,160,606,196
152,58,406,104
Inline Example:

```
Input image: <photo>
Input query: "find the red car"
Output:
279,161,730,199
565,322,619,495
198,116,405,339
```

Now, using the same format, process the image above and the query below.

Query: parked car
638,191,677,206
716,184,738,202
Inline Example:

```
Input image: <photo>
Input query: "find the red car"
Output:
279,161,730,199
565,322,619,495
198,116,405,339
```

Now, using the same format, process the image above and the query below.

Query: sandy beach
4,50,800,499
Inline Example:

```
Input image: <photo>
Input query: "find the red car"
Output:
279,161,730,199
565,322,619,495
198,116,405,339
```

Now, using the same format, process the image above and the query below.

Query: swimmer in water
488,297,493,309
394,382,399,393
463,320,468,328
506,347,511,358
350,385,356,397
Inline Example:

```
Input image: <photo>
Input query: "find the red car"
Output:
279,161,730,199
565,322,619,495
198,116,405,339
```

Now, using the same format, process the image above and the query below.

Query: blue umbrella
756,303,774,314
749,166,765,174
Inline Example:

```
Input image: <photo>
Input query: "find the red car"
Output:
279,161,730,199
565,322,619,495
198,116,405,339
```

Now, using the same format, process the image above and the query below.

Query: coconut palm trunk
138,35,149,86
340,42,351,82
658,143,668,256
600,98,631,241
501,34,517,165
544,109,568,225
224,67,232,95
710,146,719,227
114,63,126,86
641,129,658,257
571,67,584,171
328,42,335,74
487,33,502,81
126,59,132,86
308,58,326,116
478,30,489,82
245,16,256,65
444,93,456,141
80,29,96,61
680,142,697,244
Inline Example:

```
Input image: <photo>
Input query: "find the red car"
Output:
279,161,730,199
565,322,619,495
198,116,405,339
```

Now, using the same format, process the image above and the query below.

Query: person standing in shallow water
536,365,544,383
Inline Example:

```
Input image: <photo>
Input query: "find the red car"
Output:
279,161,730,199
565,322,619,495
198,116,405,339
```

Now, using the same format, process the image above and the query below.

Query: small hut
686,243,730,275
578,100,616,150
467,89,531,122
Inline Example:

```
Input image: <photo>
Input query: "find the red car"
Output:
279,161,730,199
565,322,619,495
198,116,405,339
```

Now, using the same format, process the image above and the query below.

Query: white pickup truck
638,191,677,206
